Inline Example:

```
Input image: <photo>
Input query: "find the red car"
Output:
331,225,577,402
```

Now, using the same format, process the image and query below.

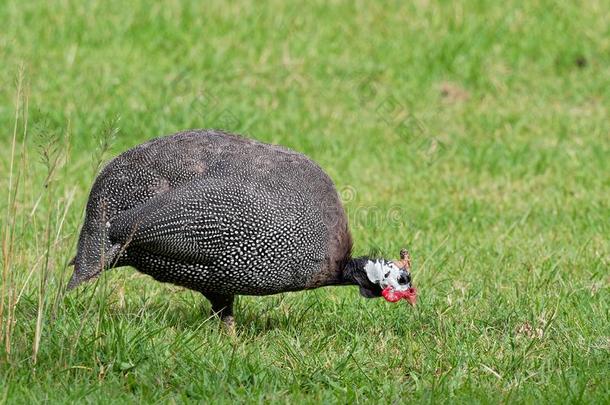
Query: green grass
1,0,609,403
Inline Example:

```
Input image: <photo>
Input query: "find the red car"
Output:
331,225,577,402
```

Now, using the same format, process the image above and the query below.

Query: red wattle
382,287,417,305
381,287,402,302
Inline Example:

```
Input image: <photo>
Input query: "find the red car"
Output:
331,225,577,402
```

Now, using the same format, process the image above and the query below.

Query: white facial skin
364,260,411,291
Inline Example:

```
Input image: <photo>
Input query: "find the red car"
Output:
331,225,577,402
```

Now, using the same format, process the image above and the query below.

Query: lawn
1,0,609,403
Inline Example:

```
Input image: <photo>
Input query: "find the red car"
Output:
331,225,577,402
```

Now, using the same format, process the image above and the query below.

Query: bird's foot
221,315,235,334
203,293,235,333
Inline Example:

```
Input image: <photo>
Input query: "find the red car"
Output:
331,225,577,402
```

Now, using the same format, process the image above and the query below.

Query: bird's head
351,248,417,305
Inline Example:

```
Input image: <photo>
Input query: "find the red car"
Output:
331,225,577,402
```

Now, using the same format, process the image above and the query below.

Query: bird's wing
108,178,239,263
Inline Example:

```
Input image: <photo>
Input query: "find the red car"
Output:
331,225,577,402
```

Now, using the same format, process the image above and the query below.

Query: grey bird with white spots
69,130,417,327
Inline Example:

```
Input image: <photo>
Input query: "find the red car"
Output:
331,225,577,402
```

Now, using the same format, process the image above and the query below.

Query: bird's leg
204,293,235,330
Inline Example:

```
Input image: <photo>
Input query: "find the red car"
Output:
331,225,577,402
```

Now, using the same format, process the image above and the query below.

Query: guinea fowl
69,130,417,327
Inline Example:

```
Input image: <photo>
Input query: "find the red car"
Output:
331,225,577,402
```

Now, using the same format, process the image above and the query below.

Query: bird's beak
404,288,417,306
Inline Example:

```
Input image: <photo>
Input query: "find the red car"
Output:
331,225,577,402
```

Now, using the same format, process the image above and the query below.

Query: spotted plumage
69,130,415,325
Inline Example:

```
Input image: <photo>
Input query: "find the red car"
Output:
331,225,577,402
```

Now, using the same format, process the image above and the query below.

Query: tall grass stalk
1,69,90,364
1,65,26,361
32,120,68,363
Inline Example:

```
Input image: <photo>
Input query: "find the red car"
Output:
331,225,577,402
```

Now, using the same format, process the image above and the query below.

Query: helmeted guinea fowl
69,130,416,327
